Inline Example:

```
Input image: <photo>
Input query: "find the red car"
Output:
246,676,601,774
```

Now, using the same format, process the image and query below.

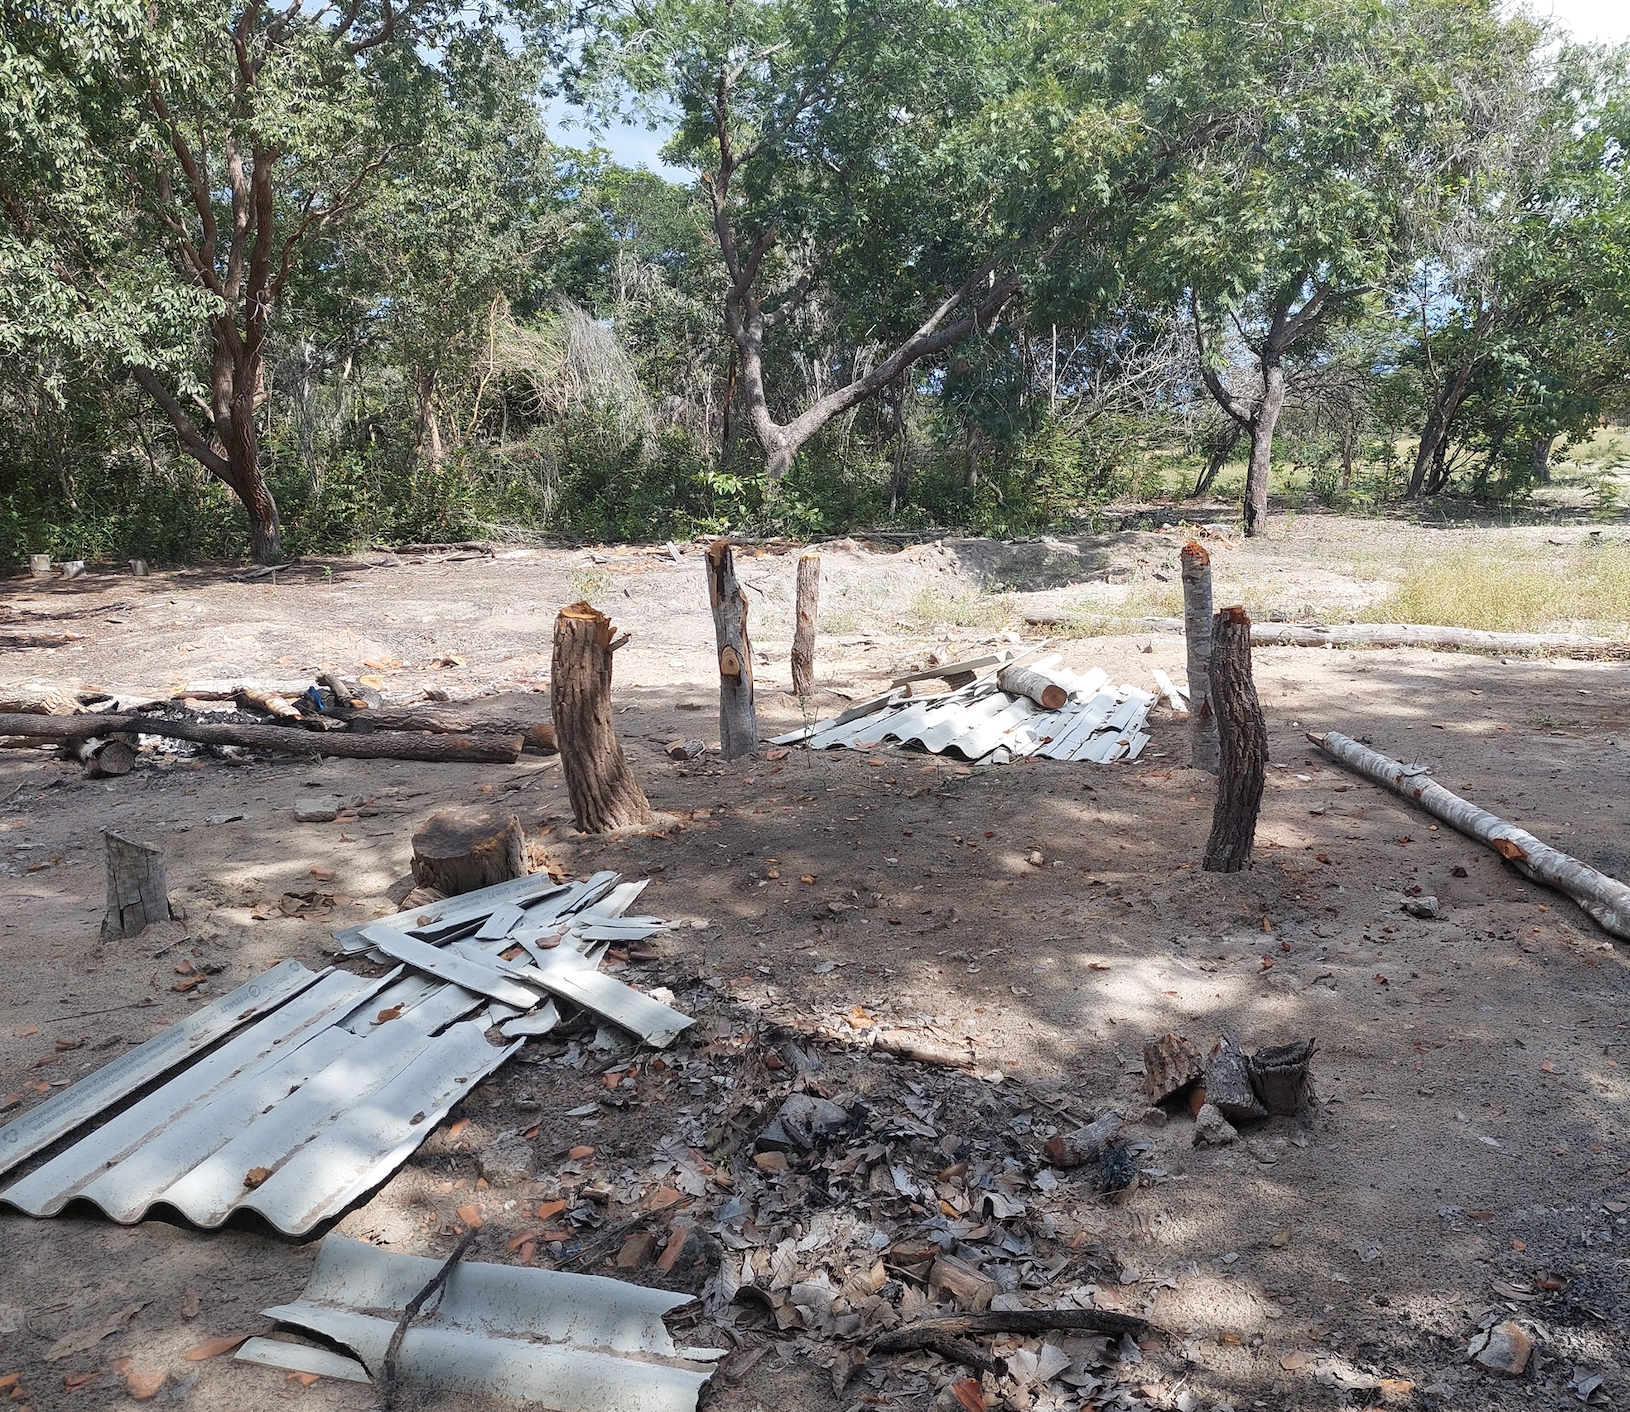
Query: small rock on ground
1193,1103,1239,1147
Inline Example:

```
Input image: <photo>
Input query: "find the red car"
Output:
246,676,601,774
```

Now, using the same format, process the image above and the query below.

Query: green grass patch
907,586,1015,629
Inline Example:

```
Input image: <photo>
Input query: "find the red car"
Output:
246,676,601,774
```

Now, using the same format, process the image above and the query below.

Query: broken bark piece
550,602,654,833
996,663,1068,710
928,1255,998,1311
756,1094,851,1152
1202,606,1267,872
1143,1032,1203,1103
1096,1143,1140,1203
1250,1038,1316,1115
1043,1112,1123,1169
791,551,820,697
664,738,705,762
1192,1103,1238,1146
101,830,171,941
873,1029,975,1069
1204,1035,1267,1122
1310,729,1630,942
1469,1321,1533,1377
706,540,758,758
236,688,300,718
872,1308,1149,1368
0,687,81,715
411,806,527,898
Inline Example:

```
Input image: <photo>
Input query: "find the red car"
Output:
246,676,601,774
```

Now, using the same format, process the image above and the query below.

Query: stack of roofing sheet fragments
0,871,711,1409
772,652,1157,764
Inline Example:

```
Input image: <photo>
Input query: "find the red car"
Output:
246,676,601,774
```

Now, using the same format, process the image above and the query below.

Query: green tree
1147,0,1530,534
0,0,544,562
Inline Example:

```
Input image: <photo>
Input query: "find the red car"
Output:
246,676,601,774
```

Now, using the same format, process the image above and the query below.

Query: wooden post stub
1181,541,1218,774
411,805,527,896
1202,606,1266,872
550,601,654,833
101,830,170,940
706,539,758,758
996,663,1069,711
791,551,820,697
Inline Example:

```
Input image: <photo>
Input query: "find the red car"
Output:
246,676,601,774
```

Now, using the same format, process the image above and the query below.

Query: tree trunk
411,805,527,896
791,551,820,697
1530,433,1555,484
706,539,758,758
1190,421,1243,497
549,602,654,832
1408,362,1474,497
1242,365,1286,537
101,830,170,940
1202,606,1267,873
1180,541,1218,774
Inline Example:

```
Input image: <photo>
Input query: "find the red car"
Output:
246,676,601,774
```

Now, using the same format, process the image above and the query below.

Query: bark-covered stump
551,601,654,833
411,806,527,896
101,831,171,940
1202,605,1267,872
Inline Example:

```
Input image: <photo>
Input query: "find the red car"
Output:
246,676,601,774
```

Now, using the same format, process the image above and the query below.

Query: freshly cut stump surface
411,805,526,896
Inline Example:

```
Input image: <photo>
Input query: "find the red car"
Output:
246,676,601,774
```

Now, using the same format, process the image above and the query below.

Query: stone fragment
478,1133,536,1187
1193,1102,1239,1147
293,797,341,824
1404,895,1442,919
756,1094,850,1152
1469,1321,1533,1377
1140,1105,1169,1128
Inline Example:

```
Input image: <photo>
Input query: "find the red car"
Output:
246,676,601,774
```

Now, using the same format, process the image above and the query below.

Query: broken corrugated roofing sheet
771,656,1154,764
250,1234,718,1411
0,870,691,1236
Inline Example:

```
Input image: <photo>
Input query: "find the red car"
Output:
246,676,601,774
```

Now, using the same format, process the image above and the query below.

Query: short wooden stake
706,539,758,758
101,830,171,939
550,601,654,833
1202,605,1266,872
1181,541,1218,773
791,551,820,697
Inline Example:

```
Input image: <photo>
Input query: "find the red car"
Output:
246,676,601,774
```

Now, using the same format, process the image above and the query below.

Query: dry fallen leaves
950,1376,986,1412
181,1289,200,1320
456,1204,483,1229
43,1303,146,1362
126,1371,166,1400
242,1166,273,1190
1280,1351,1312,1371
183,1335,248,1362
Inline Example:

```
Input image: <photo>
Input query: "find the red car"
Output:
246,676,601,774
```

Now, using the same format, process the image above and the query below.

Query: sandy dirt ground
0,522,1627,1412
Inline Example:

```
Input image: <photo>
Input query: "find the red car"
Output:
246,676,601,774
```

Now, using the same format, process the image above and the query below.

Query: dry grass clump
1362,542,1630,634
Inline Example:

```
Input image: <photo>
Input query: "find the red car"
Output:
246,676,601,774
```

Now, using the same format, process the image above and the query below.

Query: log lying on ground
1310,729,1630,941
872,1308,1148,1369
349,705,555,753
0,712,523,763
0,688,82,716
1138,617,1627,659
1203,606,1267,872
70,736,136,778
996,662,1068,710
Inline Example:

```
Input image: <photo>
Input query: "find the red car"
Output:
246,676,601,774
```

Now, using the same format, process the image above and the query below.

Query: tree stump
791,551,820,697
550,601,654,832
411,805,527,896
102,830,171,940
1181,541,1218,774
1202,605,1267,872
996,663,1068,710
706,539,758,758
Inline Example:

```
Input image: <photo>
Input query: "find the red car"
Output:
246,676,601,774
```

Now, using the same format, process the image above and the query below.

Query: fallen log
349,707,555,752
70,736,136,778
1138,617,1627,659
871,1309,1149,1365
0,688,82,716
1309,729,1630,941
996,662,1068,710
0,712,523,763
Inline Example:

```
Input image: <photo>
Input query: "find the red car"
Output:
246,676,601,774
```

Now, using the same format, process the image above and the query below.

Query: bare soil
1,522,1627,1412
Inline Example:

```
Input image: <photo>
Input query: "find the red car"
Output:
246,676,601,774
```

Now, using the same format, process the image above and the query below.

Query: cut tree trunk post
791,551,820,697
1181,541,1218,774
101,830,170,940
411,805,527,897
996,663,1068,710
1202,606,1267,872
1309,728,1630,941
0,713,522,763
706,539,758,758
550,601,654,833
